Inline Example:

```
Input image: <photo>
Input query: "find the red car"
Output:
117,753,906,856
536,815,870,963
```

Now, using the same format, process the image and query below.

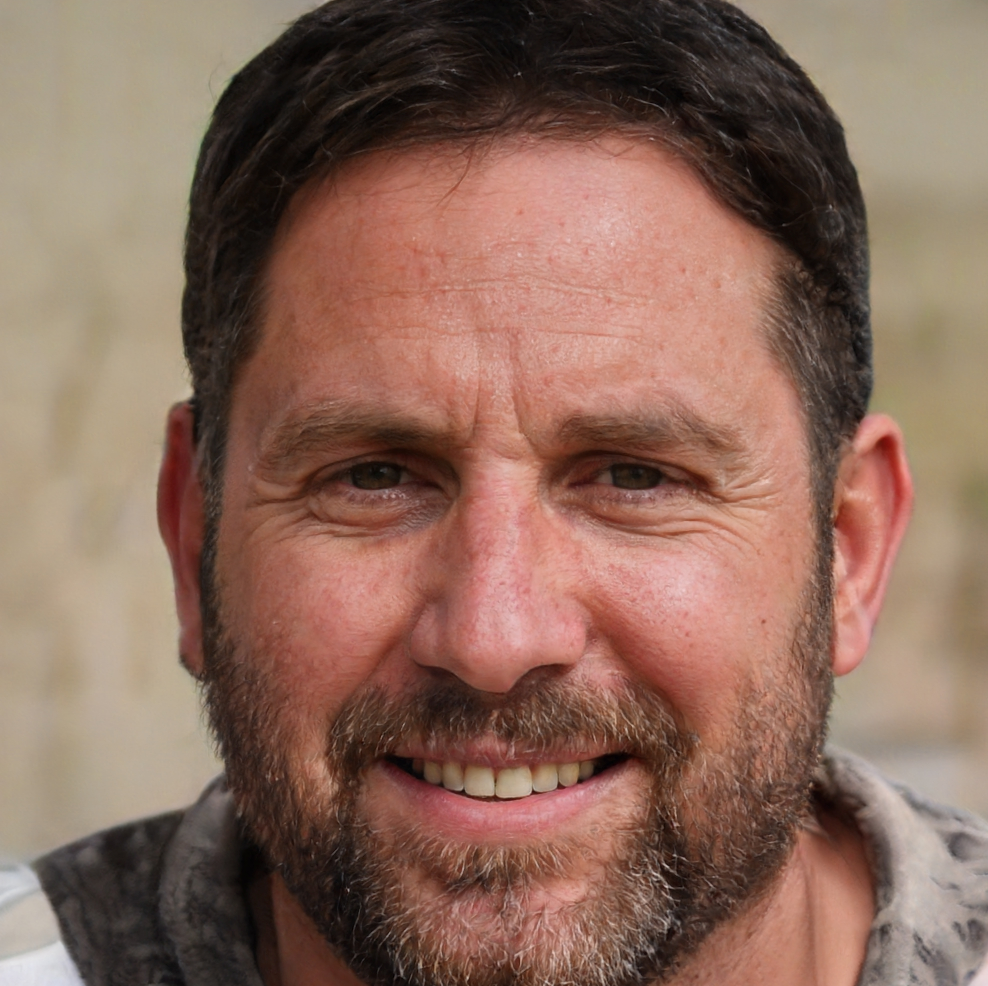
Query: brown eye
348,462,404,490
609,464,664,489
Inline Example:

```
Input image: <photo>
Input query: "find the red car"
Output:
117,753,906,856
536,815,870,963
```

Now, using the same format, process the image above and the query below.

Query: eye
347,462,405,490
606,464,665,490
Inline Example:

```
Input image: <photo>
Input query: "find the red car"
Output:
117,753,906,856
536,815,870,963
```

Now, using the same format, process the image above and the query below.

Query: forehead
271,136,780,315
241,137,794,449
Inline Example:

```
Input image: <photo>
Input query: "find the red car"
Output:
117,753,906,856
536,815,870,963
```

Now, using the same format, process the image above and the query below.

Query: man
2,0,987,984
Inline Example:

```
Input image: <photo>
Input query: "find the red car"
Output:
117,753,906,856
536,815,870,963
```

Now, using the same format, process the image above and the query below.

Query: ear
830,413,913,677
157,401,207,678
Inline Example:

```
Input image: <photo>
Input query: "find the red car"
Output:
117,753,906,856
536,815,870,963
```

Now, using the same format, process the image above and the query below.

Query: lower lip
373,758,637,841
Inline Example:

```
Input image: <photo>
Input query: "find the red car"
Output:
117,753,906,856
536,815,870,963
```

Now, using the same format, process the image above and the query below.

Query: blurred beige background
0,0,985,858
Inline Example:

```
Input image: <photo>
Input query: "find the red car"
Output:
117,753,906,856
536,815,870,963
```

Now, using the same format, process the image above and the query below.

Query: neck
665,806,873,986
250,805,873,986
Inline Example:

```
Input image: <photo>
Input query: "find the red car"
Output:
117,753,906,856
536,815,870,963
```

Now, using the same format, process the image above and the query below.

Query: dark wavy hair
183,0,870,524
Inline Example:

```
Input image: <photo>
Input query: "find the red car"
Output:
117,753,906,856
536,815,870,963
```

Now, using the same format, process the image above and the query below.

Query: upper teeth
413,759,598,799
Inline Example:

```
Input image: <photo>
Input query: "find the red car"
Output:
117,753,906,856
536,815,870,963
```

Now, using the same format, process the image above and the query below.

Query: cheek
217,532,424,718
588,541,807,738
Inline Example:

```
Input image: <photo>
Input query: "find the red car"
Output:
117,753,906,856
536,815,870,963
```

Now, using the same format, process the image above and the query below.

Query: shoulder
35,810,185,932
26,777,258,986
821,749,988,986
0,861,84,985
33,810,187,986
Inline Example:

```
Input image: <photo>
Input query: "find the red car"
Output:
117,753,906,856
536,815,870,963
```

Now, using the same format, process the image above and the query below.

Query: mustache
326,672,696,786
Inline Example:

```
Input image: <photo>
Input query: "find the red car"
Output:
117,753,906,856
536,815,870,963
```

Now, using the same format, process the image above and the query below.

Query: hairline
195,126,837,497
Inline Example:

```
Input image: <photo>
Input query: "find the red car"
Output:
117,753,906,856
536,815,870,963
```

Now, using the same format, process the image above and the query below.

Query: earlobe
157,402,207,678
830,414,913,677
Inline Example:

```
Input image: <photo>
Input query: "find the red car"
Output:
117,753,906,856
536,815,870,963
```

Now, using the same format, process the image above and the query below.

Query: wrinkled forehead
230,137,801,466
259,136,788,385
271,135,785,306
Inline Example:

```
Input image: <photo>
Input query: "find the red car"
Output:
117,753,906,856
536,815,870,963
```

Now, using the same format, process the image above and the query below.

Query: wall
0,0,985,857
739,0,988,810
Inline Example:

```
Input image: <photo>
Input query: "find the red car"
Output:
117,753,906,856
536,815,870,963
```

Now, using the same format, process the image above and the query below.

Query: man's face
203,139,832,985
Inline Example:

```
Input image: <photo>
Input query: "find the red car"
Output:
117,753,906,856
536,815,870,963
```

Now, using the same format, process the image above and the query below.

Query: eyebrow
256,403,446,474
557,407,745,460
256,399,748,476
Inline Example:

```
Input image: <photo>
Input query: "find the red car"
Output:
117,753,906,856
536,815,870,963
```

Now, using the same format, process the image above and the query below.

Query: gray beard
200,569,832,986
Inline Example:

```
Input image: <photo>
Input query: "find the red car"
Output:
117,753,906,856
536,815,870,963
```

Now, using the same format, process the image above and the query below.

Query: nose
408,477,587,694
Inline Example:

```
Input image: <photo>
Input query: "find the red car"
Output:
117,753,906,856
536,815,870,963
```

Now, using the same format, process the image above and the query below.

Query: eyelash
301,454,707,538
318,462,414,495
314,456,694,499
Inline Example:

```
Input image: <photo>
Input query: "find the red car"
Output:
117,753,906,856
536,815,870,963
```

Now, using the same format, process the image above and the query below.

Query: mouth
388,754,629,801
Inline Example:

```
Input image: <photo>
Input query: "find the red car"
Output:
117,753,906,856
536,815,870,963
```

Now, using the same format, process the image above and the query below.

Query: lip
371,756,639,842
